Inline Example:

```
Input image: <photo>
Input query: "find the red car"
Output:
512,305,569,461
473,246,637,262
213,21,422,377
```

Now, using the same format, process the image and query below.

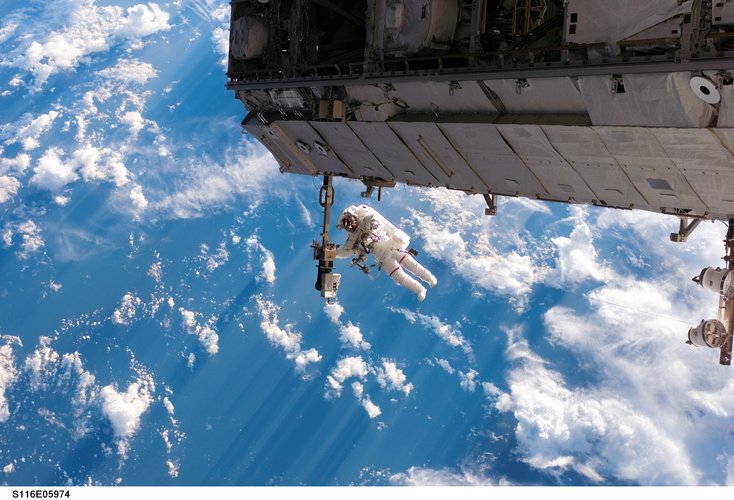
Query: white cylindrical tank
688,319,728,348
379,0,459,55
231,16,268,60
694,267,734,297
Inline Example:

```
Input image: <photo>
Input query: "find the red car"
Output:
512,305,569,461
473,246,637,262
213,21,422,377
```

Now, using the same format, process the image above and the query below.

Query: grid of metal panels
247,116,734,220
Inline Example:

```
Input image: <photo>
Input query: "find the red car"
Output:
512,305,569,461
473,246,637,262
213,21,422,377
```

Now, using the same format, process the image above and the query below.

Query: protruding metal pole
313,175,340,302
319,174,335,247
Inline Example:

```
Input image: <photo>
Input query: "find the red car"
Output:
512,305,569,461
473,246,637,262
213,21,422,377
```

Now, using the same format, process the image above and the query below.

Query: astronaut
335,204,437,301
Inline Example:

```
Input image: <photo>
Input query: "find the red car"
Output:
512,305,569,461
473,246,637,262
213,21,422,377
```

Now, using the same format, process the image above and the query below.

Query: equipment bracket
360,177,395,201
670,216,701,242
483,194,498,216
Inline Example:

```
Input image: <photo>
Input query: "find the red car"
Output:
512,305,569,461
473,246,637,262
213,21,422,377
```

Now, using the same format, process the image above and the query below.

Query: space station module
335,204,437,301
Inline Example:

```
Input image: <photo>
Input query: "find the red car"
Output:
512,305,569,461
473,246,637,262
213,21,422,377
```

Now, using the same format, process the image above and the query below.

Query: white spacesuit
335,204,437,301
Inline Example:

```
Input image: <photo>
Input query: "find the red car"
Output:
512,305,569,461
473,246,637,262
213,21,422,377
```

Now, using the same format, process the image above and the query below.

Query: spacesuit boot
400,254,438,288
389,266,428,301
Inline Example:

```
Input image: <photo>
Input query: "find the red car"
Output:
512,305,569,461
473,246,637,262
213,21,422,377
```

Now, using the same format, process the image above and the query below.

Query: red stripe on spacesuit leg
398,253,409,264
389,266,401,277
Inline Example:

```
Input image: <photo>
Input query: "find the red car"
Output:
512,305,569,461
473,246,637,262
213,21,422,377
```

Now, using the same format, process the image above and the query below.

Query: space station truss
227,0,734,223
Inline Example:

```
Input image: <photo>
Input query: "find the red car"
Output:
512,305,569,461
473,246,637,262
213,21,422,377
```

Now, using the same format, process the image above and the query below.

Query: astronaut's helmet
337,208,358,232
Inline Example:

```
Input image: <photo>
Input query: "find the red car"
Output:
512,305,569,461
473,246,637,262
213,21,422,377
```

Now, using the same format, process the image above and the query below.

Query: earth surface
0,0,732,487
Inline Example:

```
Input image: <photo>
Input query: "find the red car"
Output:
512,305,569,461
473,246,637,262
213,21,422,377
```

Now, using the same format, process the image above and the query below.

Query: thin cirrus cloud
148,144,281,219
390,307,471,356
97,58,158,86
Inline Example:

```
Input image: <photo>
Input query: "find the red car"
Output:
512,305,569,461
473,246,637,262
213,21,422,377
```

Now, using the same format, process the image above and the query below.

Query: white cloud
129,184,148,211
361,396,382,419
5,1,170,89
324,302,344,323
24,337,59,391
375,360,413,396
200,242,230,273
391,308,471,355
435,358,454,374
54,195,71,206
212,27,229,68
209,0,230,67
546,206,610,287
389,466,506,486
59,352,97,417
73,145,130,187
255,297,322,376
350,378,382,419
166,459,179,478
99,370,156,458
245,235,276,284
17,220,44,259
408,190,547,310
429,203,734,485
0,153,31,175
260,248,276,284
496,336,698,485
118,3,170,38
324,356,369,399
180,309,196,329
15,339,97,438
178,308,219,355
98,58,158,85
0,339,20,423
118,110,150,137
337,322,371,351
324,302,371,351
148,258,162,284
293,349,322,373
163,397,174,416
351,381,364,400
458,369,479,393
2,228,12,248
482,381,503,398
112,293,142,325
151,143,279,218
1,111,59,150
0,21,19,44
31,147,78,191
0,176,20,204
532,272,732,487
